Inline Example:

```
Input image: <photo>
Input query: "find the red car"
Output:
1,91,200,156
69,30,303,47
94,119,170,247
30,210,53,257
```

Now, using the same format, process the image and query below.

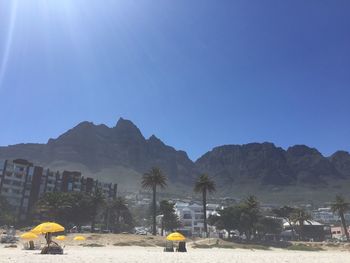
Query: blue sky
0,0,350,160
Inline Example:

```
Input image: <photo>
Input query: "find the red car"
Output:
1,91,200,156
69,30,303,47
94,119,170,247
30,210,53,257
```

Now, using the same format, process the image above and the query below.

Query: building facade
331,226,350,240
0,159,118,222
312,207,350,224
174,201,219,237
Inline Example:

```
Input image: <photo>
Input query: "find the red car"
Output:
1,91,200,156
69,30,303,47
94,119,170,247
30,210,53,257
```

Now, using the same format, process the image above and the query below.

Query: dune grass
286,244,323,251
113,241,155,247
80,243,105,247
192,242,270,250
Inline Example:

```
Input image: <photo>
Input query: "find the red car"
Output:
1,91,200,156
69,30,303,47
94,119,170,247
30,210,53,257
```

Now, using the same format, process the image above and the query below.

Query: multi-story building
0,159,44,221
0,159,118,222
174,201,219,237
61,171,82,192
312,207,350,224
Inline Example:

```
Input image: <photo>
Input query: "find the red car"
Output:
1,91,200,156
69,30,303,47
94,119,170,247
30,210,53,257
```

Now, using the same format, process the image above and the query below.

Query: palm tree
194,174,216,236
142,167,167,235
291,208,312,241
331,195,350,241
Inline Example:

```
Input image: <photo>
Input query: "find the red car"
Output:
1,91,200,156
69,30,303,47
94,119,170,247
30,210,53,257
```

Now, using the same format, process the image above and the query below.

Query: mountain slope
1,118,350,200
195,143,345,187
0,118,196,189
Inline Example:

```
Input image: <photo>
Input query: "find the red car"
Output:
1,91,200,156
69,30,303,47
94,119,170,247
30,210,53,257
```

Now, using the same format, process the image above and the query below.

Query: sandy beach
1,244,350,263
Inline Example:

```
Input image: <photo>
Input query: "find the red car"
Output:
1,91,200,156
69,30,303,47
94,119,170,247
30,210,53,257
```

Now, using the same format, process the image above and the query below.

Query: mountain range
1,118,350,203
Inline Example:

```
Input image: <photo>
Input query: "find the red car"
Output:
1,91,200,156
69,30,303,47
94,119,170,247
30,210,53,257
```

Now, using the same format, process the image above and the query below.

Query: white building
174,201,220,237
312,207,350,224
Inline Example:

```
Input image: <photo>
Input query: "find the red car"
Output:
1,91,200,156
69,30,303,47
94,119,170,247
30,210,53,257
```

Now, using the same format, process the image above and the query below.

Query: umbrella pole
45,232,52,247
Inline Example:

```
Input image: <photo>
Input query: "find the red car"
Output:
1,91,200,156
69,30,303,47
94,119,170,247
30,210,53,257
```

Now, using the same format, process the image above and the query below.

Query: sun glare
0,0,18,89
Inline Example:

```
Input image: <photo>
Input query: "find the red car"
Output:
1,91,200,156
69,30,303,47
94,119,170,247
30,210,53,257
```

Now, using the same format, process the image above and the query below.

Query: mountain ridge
1,118,350,199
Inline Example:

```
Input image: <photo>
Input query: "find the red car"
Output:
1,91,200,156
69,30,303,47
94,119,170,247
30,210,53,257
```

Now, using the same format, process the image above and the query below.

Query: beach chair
41,243,64,255
164,241,174,252
0,226,18,244
177,241,187,252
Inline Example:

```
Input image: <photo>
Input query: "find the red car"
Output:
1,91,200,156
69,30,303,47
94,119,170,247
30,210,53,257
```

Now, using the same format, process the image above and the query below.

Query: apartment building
312,207,350,224
174,201,219,237
0,159,118,222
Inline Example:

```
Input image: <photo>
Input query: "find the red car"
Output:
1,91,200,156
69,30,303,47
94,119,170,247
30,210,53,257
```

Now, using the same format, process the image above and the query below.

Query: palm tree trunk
91,217,95,233
202,189,207,236
106,206,110,231
161,217,164,236
340,212,349,241
152,185,157,236
116,209,121,233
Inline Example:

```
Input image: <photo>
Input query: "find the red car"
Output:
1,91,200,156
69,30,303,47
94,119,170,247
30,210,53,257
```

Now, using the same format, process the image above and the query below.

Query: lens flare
0,0,18,89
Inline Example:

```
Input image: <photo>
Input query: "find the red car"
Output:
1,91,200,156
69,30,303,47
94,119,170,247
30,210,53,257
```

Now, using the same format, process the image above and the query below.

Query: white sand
1,246,349,263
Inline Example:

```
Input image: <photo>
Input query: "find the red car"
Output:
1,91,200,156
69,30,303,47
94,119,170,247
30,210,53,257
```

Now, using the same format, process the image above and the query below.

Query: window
183,214,192,219
13,189,21,195
183,222,192,227
3,179,11,184
12,181,22,187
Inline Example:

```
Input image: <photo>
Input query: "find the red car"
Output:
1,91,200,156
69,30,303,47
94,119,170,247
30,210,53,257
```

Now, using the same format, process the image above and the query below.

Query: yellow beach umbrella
31,222,65,234
55,235,66,241
20,232,38,240
166,232,186,241
74,236,86,241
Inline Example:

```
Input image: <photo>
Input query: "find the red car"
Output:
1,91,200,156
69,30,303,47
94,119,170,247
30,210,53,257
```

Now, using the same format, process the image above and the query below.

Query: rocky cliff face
0,118,196,184
329,151,350,177
195,143,345,186
0,118,349,189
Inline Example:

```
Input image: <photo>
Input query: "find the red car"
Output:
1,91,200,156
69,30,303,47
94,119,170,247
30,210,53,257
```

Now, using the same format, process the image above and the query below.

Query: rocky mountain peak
114,118,145,141
286,145,322,157
148,134,164,145
1,118,350,192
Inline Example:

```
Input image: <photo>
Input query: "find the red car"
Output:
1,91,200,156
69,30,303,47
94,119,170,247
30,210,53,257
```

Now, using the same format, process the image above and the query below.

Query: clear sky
0,0,349,160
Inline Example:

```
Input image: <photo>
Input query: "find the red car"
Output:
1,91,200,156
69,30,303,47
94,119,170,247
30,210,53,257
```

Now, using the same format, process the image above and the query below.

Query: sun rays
0,0,18,90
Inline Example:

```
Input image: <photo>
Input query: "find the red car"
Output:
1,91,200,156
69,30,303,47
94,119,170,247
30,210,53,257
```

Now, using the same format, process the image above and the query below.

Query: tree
36,192,72,224
142,167,167,235
194,174,216,236
68,192,92,230
0,196,14,226
272,206,297,239
239,195,260,240
331,195,350,241
209,198,281,242
291,208,312,241
89,188,106,232
108,197,133,233
255,217,282,240
159,200,181,234
37,192,92,229
209,206,241,236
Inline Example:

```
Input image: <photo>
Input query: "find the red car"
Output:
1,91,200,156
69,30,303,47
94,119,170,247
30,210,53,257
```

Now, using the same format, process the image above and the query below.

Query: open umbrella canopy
31,222,65,234
73,236,86,241
166,232,186,241
55,235,66,241
20,232,38,240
